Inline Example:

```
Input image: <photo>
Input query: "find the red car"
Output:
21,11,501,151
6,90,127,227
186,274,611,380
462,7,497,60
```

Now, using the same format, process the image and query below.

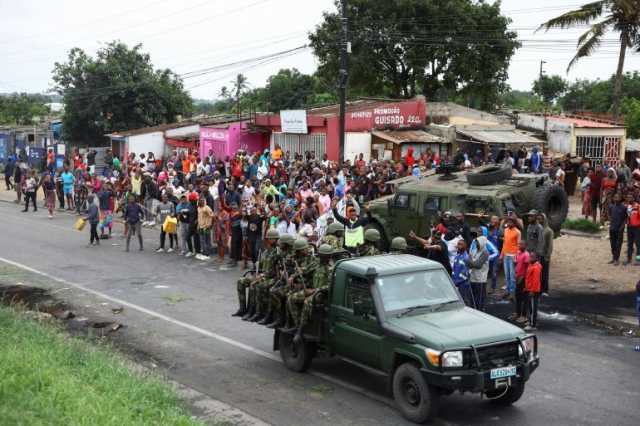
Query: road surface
0,201,638,426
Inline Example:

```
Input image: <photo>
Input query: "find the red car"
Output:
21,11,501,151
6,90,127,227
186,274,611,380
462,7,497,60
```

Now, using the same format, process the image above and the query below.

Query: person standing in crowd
409,230,452,275
228,202,243,267
589,165,604,223
42,174,56,219
124,195,144,252
600,168,617,224
608,192,627,265
156,193,176,253
97,182,114,239
4,157,14,190
331,198,372,253
538,213,554,295
514,240,530,323
22,169,38,212
196,196,214,260
452,240,472,306
61,166,75,211
245,206,264,271
525,210,544,257
85,194,100,246
466,233,489,310
177,195,194,257
581,168,593,219
13,162,23,204
626,194,640,265
500,216,521,298
524,252,543,331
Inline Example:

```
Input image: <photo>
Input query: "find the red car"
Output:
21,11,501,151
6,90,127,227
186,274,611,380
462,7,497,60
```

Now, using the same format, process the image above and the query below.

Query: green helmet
279,234,295,246
318,244,334,256
266,228,280,240
293,238,309,251
390,236,408,251
364,228,381,242
326,222,343,235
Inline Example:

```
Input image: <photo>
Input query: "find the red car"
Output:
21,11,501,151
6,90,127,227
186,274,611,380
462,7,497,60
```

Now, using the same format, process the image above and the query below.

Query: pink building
199,121,265,160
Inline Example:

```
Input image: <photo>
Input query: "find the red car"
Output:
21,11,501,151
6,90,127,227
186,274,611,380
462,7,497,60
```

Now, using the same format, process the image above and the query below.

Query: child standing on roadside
514,240,530,323
43,174,56,219
524,252,543,331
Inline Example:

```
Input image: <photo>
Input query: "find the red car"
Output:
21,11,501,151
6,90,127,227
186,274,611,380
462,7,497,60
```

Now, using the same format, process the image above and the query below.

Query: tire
392,363,439,423
533,185,568,232
485,381,525,406
279,330,313,373
466,164,513,186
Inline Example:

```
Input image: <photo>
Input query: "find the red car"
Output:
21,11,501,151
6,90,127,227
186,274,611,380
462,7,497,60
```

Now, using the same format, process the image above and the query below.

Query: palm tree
538,0,640,119
232,74,249,118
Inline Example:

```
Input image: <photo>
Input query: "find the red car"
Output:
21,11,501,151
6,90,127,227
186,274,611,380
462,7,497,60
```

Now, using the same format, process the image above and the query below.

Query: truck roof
337,254,445,277
388,172,535,197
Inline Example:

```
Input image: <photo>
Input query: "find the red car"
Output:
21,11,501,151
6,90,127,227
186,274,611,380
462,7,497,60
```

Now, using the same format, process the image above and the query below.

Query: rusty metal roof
371,129,444,144
457,127,544,145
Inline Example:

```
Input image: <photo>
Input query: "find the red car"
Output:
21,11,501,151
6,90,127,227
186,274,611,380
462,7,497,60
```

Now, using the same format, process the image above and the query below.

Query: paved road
1,202,639,426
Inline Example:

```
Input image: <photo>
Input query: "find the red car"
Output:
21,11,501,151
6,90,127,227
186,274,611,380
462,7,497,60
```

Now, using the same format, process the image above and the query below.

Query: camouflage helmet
279,234,295,246
318,244,334,256
390,236,408,251
364,228,381,242
293,238,309,251
326,222,343,235
265,228,280,240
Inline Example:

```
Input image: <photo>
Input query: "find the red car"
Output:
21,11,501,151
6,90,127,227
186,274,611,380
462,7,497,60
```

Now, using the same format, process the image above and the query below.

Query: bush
562,219,601,234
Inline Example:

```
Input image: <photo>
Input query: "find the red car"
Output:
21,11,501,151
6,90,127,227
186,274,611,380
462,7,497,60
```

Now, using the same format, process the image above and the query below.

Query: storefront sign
346,101,426,131
280,110,308,134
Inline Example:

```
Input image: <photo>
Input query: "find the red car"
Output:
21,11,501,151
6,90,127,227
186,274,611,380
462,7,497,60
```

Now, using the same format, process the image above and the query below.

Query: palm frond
537,1,607,32
568,30,603,71
577,16,615,45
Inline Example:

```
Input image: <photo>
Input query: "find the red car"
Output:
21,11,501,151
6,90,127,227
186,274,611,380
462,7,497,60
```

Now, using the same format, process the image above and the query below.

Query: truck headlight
519,337,536,360
442,351,463,368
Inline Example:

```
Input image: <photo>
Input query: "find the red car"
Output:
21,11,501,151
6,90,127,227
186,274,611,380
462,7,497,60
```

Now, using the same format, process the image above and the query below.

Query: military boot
232,299,246,317
241,302,255,321
265,310,280,329
248,301,264,322
257,303,273,325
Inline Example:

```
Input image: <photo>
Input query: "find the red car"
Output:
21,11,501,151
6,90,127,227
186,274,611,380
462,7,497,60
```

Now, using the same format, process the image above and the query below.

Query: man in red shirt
588,165,604,223
525,252,543,331
626,194,640,265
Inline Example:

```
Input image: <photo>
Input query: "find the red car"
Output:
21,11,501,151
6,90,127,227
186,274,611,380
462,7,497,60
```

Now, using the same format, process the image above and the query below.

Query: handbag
163,216,178,234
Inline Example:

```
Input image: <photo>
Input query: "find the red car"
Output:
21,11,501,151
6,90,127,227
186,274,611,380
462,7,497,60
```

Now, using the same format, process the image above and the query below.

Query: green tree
533,75,568,104
498,89,546,111
560,71,640,112
0,93,50,125
621,97,640,138
309,0,519,110
231,74,249,116
538,0,640,119
52,42,192,145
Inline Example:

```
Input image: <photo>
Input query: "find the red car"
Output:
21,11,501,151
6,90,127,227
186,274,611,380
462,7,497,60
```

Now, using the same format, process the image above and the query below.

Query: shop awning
456,127,544,145
166,138,197,149
371,129,444,144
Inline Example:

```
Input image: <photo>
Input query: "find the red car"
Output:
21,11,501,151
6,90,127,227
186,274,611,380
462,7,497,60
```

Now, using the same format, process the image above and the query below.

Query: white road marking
0,256,395,408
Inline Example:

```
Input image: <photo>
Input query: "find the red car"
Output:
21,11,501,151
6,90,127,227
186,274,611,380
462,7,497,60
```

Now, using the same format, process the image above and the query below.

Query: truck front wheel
392,363,439,423
279,331,314,372
485,381,525,405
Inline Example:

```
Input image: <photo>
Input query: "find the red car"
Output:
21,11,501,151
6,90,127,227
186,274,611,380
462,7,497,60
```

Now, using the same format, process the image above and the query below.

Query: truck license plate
490,366,517,379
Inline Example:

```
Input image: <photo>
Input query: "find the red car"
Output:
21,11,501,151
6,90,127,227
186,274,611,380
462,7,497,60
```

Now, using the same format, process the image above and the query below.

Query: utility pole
338,0,348,165
539,60,546,84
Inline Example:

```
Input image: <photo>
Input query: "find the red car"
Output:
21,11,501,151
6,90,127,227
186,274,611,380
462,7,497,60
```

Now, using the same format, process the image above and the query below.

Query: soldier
390,236,408,253
290,244,334,342
232,228,279,318
267,238,318,329
358,228,383,256
255,233,295,325
321,222,344,250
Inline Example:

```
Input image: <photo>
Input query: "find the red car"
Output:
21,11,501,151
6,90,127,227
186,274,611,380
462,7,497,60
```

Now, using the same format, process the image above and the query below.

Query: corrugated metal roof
457,128,544,145
626,139,640,152
546,115,619,128
372,129,444,144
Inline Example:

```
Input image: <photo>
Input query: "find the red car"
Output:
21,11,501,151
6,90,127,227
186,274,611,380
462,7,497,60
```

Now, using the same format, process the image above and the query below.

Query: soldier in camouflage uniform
291,244,334,341
232,228,279,318
389,236,408,253
256,233,294,325
358,228,383,256
321,222,344,250
267,238,318,329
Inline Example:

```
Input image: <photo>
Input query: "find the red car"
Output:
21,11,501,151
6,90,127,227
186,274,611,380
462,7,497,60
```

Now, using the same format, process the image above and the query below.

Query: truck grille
464,342,520,369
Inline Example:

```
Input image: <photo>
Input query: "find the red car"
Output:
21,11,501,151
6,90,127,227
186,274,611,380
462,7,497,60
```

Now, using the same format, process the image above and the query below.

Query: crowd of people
4,143,640,331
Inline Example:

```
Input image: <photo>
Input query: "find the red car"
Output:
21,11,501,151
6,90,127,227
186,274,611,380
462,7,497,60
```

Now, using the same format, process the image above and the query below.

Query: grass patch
0,305,202,426
562,218,602,234
162,294,191,305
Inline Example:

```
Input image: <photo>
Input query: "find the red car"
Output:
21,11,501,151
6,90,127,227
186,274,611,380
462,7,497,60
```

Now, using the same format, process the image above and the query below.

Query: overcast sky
1,0,639,100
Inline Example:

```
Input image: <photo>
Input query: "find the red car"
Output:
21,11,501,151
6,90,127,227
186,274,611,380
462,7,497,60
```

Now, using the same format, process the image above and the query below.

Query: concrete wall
546,120,572,154
428,102,509,126
126,132,165,158
517,113,545,133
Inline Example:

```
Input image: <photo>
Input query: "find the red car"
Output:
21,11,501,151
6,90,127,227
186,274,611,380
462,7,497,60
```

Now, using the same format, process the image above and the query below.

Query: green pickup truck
274,254,539,423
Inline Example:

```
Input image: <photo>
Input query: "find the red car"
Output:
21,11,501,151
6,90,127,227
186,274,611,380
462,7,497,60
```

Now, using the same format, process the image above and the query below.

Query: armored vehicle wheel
466,164,512,186
392,363,439,423
533,184,568,232
485,381,525,406
279,330,314,372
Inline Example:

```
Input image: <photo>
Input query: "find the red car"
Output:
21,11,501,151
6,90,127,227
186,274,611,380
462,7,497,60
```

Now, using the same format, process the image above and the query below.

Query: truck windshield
376,270,461,314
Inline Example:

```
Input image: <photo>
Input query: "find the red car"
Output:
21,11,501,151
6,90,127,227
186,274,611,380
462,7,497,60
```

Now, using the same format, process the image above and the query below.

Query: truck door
389,192,419,239
330,274,384,369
